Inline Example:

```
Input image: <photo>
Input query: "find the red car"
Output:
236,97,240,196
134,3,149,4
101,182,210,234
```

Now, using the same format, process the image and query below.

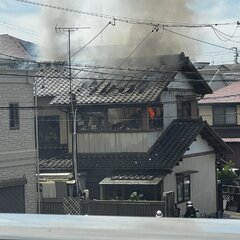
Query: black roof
39,119,231,173
36,53,211,105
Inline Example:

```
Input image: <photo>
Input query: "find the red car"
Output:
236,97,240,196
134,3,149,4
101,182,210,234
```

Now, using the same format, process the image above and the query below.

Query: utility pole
55,26,89,196
233,47,239,64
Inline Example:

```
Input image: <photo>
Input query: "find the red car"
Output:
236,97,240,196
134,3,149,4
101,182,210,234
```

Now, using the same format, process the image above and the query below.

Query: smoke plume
39,0,199,63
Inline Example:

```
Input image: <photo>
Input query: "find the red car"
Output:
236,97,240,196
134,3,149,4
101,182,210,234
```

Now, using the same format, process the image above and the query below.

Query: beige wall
199,105,213,125
237,105,240,125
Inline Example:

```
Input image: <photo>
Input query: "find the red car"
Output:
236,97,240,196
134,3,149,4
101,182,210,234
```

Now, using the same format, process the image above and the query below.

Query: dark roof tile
35,54,197,104
39,119,231,172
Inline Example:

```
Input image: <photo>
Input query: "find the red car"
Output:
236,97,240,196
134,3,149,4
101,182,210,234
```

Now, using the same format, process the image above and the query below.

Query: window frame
176,175,191,203
9,102,20,130
213,104,237,126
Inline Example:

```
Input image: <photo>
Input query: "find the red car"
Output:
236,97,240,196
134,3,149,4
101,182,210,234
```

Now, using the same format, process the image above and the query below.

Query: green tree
218,160,237,182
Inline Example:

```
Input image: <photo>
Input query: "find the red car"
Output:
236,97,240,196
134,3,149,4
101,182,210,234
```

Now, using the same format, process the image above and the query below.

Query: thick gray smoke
39,0,199,63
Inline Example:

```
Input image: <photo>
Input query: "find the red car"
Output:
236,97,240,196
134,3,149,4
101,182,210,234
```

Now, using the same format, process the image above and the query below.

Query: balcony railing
71,117,164,133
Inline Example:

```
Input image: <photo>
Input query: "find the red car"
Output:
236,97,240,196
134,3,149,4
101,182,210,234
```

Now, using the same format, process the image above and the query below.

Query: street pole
67,29,80,196
233,47,239,64
34,77,41,213
55,26,89,196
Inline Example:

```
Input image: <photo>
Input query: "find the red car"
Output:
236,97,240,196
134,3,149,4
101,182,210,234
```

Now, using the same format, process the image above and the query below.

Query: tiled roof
0,34,37,59
199,82,240,104
223,72,240,82
39,119,231,172
35,53,211,105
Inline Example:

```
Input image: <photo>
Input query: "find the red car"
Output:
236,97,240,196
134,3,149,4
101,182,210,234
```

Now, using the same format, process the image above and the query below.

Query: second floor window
9,103,20,130
213,105,237,126
178,101,192,119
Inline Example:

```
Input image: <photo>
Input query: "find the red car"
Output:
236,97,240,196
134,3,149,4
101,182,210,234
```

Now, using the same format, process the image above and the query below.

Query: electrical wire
158,26,233,51
0,20,38,36
3,68,240,82
71,20,114,60
116,30,154,68
1,104,240,124
14,0,240,28
212,26,240,43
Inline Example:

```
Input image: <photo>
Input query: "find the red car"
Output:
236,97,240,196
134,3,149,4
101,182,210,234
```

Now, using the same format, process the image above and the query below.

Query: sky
0,0,240,65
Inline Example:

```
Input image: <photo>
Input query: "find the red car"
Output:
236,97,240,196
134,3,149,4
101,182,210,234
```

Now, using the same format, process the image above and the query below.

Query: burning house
37,53,231,216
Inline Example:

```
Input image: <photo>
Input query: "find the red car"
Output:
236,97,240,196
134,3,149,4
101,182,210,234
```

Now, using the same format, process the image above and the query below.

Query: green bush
218,160,237,181
129,192,139,201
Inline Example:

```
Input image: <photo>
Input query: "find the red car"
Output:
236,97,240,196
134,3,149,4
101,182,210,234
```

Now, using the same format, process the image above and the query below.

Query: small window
176,175,190,203
9,103,20,130
213,105,236,126
178,101,192,119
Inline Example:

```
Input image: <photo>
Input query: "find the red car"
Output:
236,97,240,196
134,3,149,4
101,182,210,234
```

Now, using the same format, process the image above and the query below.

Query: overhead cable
14,0,240,28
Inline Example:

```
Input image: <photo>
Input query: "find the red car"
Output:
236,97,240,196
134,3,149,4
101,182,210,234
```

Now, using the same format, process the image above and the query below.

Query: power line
158,27,233,51
212,26,240,43
116,30,154,68
3,68,240,82
14,0,240,28
71,21,114,60
0,20,38,36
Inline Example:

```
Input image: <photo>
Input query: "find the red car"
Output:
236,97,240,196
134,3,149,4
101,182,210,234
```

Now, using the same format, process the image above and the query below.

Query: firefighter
184,201,197,218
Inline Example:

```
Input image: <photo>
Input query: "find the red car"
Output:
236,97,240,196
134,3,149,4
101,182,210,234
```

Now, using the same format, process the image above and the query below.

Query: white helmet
156,210,163,217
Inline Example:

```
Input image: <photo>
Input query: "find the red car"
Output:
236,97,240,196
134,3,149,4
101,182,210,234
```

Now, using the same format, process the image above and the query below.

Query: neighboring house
37,53,231,216
0,34,37,69
0,69,36,213
199,82,240,169
196,63,230,91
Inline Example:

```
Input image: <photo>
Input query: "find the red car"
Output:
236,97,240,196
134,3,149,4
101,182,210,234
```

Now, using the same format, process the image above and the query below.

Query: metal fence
40,191,175,217
40,198,64,214
81,200,165,217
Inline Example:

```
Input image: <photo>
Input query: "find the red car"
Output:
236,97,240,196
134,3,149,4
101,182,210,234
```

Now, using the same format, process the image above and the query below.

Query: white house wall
164,153,216,216
184,135,213,156
163,135,216,216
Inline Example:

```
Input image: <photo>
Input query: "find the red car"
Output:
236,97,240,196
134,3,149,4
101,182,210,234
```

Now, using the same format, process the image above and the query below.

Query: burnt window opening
9,103,20,130
70,110,105,132
108,107,143,131
148,105,164,130
38,116,60,145
70,105,163,133
178,101,191,119
177,97,198,119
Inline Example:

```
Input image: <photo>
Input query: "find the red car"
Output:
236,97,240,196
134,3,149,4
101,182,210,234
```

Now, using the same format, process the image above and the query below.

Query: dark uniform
184,201,197,218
